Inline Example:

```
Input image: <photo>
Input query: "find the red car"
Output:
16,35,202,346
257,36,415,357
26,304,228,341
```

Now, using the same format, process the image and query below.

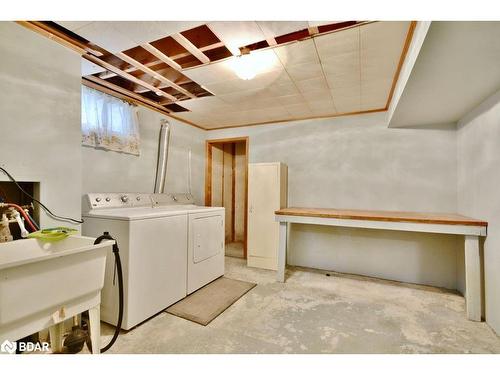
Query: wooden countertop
275,207,488,227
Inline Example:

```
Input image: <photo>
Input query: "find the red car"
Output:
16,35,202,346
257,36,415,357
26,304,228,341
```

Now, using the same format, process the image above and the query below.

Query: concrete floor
225,242,244,258
97,257,500,354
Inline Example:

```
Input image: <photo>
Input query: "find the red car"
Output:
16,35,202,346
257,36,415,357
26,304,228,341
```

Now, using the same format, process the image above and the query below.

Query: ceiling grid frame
18,21,417,130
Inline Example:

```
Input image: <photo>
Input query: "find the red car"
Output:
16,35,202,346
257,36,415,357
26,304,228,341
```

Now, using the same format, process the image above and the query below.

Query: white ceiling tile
177,96,234,112
266,81,300,96
74,22,137,53
217,88,264,104
182,61,237,85
111,21,204,46
284,103,312,117
360,21,410,54
321,50,359,75
274,39,319,66
333,98,361,114
310,107,337,117
68,21,207,54
306,98,336,110
257,21,309,39
81,59,105,76
286,62,323,82
301,88,332,102
360,22,410,110
315,25,359,56
331,85,361,99
172,111,215,126
360,22,409,81
325,72,360,90
308,21,341,27
203,80,245,95
276,94,305,106
206,68,286,95
325,76,359,91
295,77,330,93
361,77,393,109
331,87,361,113
208,21,265,55
183,49,283,90
56,21,93,32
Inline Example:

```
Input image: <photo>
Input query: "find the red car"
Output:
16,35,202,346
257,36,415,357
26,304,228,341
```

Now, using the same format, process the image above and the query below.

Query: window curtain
81,86,141,155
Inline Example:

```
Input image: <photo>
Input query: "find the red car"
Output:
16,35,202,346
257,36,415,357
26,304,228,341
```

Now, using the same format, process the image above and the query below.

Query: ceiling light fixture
229,48,276,81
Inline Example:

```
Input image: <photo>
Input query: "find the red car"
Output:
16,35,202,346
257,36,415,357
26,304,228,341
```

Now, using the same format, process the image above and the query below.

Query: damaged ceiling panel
27,20,416,129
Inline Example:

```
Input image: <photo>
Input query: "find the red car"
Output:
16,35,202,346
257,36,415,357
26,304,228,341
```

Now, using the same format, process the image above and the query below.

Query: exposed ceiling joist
98,59,164,79
84,54,178,102
99,41,226,80
16,21,87,55
83,76,204,130
308,26,319,36
266,38,277,46
115,52,196,98
172,33,210,64
84,75,171,113
141,43,183,71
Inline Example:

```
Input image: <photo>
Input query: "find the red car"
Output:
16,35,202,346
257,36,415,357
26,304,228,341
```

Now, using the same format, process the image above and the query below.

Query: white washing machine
82,193,224,330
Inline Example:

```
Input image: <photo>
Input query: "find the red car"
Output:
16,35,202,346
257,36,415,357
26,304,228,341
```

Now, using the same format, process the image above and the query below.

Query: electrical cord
0,166,84,224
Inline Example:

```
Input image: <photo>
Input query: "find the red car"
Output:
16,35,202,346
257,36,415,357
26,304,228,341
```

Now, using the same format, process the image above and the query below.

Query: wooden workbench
274,207,488,321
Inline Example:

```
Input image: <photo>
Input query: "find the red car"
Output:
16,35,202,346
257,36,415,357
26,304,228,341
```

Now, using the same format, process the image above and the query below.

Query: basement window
81,86,141,155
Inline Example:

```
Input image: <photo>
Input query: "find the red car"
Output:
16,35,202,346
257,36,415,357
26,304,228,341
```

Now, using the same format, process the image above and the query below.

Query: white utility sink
0,235,112,348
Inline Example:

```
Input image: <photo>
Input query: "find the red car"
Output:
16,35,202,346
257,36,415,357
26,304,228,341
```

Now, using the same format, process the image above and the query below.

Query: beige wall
0,22,82,229
458,89,500,335
81,108,206,205
207,112,462,290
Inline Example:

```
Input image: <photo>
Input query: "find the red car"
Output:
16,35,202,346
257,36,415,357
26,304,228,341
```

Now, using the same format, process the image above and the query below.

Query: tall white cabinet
247,162,288,270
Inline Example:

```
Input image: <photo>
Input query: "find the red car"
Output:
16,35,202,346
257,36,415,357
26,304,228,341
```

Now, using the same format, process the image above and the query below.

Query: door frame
205,137,249,258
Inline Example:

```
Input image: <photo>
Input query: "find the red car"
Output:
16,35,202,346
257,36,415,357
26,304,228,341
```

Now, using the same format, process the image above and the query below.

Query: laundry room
1,1,500,372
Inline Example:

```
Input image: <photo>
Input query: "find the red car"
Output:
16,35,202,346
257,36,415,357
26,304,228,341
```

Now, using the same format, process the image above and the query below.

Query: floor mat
166,277,256,326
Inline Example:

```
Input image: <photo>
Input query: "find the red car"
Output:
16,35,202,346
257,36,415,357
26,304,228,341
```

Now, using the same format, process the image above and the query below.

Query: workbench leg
48,322,64,353
277,221,288,282
465,235,482,321
88,305,101,354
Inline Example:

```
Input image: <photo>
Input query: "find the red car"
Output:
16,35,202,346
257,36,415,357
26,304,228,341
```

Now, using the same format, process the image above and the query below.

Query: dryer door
193,214,224,263
188,210,225,294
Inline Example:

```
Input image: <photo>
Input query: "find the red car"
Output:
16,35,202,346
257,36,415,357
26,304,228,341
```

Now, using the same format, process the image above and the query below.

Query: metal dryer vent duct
154,120,171,194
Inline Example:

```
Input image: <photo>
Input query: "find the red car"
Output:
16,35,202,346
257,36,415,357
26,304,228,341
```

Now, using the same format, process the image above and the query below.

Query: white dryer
151,194,225,294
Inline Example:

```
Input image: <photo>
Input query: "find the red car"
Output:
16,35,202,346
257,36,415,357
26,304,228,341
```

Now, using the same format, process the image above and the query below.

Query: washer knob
95,197,101,202
136,196,141,201
105,197,111,202
121,195,129,203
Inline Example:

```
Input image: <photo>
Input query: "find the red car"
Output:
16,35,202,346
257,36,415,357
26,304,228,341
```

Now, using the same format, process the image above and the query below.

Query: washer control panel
86,193,153,210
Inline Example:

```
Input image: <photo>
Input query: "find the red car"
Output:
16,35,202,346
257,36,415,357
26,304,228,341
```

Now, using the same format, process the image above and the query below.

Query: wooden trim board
275,207,488,227
384,21,417,110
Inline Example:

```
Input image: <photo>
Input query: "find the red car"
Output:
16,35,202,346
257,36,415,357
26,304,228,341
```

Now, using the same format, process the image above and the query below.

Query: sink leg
88,305,101,354
48,322,64,353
